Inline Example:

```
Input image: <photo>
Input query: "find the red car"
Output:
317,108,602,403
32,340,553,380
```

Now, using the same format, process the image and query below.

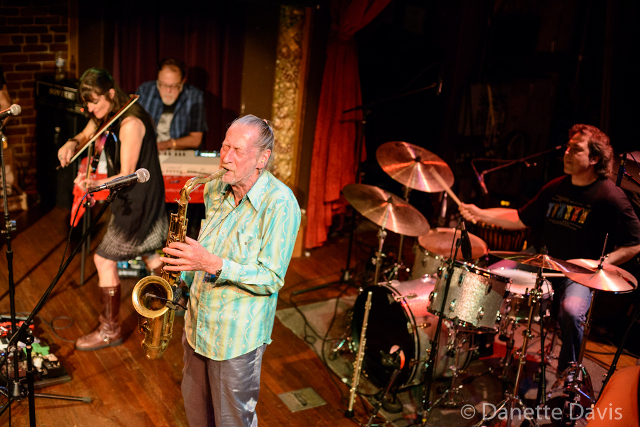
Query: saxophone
131,168,226,359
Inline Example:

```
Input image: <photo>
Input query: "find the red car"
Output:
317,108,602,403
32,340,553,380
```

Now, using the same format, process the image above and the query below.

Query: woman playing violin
58,68,168,351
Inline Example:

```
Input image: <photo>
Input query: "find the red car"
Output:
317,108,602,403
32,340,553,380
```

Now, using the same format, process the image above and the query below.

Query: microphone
87,168,150,193
0,104,21,121
460,221,473,262
436,74,442,96
616,152,627,187
476,171,488,195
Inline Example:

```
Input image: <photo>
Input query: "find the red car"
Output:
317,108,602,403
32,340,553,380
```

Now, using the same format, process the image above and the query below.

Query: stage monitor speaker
35,77,88,209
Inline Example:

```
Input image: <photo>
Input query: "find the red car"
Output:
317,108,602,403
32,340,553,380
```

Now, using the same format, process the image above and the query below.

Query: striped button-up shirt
135,81,208,141
181,171,301,360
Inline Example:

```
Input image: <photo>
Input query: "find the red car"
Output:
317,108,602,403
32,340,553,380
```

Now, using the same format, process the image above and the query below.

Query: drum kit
339,141,639,426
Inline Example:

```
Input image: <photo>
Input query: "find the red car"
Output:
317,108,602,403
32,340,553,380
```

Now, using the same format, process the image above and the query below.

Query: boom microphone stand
471,145,564,195
418,218,463,425
0,188,117,425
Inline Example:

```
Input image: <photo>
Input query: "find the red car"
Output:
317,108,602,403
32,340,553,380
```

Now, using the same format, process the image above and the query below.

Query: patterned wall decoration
270,5,307,189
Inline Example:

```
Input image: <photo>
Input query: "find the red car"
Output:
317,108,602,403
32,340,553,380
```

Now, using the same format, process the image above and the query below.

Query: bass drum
351,279,473,390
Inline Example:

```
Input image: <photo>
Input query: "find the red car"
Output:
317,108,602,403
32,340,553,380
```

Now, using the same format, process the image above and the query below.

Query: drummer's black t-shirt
518,175,640,261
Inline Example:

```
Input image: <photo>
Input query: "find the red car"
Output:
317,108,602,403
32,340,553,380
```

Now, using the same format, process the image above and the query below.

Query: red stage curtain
111,4,244,151
305,0,393,249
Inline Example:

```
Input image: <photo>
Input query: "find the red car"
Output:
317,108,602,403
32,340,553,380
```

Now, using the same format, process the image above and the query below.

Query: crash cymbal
376,141,454,192
490,252,594,274
418,227,489,260
564,259,637,293
343,184,430,237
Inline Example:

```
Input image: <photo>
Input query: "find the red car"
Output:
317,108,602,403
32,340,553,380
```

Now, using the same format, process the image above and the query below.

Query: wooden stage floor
0,204,637,426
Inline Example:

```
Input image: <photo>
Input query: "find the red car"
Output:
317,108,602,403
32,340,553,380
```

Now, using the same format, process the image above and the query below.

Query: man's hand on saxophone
161,236,223,274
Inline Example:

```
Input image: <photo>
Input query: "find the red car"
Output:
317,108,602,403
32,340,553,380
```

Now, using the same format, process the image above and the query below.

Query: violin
68,95,139,226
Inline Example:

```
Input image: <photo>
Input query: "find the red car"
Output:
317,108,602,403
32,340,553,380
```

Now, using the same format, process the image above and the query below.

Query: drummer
460,124,640,375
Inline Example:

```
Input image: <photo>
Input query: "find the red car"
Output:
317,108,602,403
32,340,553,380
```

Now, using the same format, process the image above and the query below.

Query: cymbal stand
473,270,544,427
386,186,411,282
373,226,388,286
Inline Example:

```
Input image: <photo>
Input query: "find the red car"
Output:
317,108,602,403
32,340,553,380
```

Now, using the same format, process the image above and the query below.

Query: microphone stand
471,145,564,195
0,121,21,408
614,152,640,191
419,218,463,425
0,189,118,425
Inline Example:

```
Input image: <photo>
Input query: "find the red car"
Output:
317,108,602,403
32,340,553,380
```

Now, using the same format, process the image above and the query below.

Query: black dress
96,105,168,261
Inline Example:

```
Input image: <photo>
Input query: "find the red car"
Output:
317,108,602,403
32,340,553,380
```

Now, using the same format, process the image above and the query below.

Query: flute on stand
345,291,373,418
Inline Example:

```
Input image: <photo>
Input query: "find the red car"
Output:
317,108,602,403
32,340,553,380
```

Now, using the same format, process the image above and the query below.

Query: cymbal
376,141,454,192
343,184,430,237
490,251,594,274
418,227,489,260
564,259,637,293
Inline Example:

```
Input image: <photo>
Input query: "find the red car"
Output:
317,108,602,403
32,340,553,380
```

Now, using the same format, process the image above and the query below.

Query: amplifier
35,77,85,115
35,77,88,208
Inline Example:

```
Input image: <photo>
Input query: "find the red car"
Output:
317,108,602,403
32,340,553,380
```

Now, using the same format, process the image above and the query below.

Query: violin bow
63,94,140,167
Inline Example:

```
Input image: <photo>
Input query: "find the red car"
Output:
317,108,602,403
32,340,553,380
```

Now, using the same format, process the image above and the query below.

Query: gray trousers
182,331,266,427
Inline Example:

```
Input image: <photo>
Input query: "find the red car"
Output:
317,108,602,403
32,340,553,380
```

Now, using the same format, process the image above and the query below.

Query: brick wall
0,0,70,193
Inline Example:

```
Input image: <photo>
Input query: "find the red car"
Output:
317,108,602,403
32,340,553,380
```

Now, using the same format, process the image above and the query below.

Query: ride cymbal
565,259,637,293
343,184,430,237
376,141,454,192
489,252,593,274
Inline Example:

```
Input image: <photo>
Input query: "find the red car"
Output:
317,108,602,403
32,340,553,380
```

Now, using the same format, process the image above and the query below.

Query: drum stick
429,167,462,207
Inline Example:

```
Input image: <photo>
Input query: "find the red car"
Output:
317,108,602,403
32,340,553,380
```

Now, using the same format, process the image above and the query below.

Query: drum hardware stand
364,352,403,427
550,239,615,426
0,188,120,424
549,289,599,425
431,329,473,408
472,270,545,427
534,290,550,407
417,219,463,425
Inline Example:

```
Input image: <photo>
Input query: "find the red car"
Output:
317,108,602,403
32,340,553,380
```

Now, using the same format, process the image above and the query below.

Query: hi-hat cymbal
418,227,489,260
343,184,430,237
564,259,637,293
490,251,594,274
376,141,454,192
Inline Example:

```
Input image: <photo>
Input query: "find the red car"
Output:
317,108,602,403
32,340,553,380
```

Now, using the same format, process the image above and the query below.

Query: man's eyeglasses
156,81,183,91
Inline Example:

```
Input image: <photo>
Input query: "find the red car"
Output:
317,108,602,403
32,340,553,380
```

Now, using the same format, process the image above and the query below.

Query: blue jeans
552,278,593,373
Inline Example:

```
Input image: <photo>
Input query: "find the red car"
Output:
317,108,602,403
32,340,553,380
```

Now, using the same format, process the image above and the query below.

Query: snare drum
351,278,472,389
429,261,509,330
493,267,553,327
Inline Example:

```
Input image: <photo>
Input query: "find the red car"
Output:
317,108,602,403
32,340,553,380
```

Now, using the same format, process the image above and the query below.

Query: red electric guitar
67,95,139,226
